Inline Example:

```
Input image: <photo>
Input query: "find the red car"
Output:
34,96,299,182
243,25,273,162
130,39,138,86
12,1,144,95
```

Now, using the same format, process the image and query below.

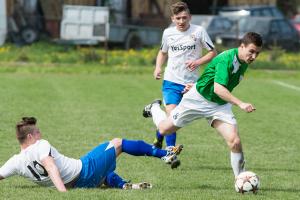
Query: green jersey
196,48,248,105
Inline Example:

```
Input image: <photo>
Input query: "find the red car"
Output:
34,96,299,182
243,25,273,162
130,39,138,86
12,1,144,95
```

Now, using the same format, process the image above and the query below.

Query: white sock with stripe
231,151,245,177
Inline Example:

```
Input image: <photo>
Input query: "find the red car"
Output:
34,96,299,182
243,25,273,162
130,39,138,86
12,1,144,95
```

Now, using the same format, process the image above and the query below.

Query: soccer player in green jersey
143,32,262,178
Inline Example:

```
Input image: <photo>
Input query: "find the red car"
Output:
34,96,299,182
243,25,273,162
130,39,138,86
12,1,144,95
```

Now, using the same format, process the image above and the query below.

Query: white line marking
272,80,300,92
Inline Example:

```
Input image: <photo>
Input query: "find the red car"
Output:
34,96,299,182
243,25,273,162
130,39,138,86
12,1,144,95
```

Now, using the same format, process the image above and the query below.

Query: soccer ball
235,171,260,194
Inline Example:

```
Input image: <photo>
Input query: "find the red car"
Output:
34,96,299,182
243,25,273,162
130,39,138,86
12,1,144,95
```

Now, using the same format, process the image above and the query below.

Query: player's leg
153,81,184,149
212,120,245,177
110,138,183,169
104,171,127,189
143,100,180,135
105,171,152,190
74,142,117,188
164,104,177,149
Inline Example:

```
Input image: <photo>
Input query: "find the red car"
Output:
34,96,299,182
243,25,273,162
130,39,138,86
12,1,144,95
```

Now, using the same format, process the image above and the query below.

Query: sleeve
160,30,169,53
214,62,230,86
38,140,52,160
199,27,215,51
0,156,17,178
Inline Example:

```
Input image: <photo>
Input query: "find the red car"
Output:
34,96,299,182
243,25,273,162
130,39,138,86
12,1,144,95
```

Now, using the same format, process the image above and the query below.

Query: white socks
231,152,245,177
151,103,167,128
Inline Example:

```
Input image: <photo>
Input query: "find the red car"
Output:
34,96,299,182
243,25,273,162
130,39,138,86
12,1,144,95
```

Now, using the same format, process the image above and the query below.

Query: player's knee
158,126,171,135
229,138,242,152
110,138,122,148
158,121,176,135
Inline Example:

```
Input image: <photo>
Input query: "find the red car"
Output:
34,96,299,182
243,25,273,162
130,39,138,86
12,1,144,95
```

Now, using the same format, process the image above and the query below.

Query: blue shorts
162,80,185,105
74,142,116,188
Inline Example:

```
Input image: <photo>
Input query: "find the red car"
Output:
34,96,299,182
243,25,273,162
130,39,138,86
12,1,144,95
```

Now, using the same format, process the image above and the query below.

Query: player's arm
41,156,67,192
196,49,217,65
214,82,255,113
154,50,168,80
186,49,217,72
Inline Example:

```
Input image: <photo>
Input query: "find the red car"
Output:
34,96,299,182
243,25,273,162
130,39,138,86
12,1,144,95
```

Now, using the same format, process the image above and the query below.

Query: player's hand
185,60,199,72
238,102,256,113
182,83,194,94
153,68,162,80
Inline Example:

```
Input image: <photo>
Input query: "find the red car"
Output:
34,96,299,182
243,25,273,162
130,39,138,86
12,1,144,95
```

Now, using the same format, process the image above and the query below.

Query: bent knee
158,126,178,135
228,138,242,152
110,138,122,148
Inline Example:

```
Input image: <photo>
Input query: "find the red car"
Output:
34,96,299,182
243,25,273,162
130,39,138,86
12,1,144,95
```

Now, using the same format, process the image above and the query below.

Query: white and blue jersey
0,140,116,188
0,139,82,187
161,24,214,85
160,24,214,105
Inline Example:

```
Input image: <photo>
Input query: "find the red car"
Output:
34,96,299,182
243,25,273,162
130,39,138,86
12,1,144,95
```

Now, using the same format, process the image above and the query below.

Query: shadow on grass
261,187,300,193
191,165,231,171
192,165,299,173
253,167,299,173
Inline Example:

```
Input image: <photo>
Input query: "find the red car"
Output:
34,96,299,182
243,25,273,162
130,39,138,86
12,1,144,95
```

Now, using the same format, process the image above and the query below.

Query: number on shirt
27,161,48,181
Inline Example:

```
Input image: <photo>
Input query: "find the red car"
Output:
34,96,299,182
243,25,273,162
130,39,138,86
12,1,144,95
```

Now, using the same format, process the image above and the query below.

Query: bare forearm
155,51,167,69
42,157,67,192
214,82,255,113
196,49,217,65
214,82,242,106
47,167,67,192
154,51,167,79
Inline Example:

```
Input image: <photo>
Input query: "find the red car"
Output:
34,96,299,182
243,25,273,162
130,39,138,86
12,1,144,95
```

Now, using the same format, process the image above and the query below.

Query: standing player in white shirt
0,117,183,192
151,2,217,149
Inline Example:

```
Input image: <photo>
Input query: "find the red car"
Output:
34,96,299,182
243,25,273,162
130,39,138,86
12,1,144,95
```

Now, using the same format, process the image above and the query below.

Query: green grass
0,70,299,200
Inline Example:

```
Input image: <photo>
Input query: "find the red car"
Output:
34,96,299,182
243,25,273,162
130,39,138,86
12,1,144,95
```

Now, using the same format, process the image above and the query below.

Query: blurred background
1,0,300,51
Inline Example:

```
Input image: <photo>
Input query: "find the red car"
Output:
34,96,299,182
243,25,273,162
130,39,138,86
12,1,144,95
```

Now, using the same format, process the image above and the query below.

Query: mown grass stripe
272,80,300,92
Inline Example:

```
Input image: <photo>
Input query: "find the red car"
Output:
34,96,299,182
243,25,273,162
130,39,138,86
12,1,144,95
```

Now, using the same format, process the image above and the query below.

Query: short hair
171,2,190,15
240,32,263,47
16,117,37,144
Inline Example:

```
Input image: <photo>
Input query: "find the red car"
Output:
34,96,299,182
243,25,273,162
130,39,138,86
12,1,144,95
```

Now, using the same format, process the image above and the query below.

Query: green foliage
0,42,158,67
267,45,286,62
1,42,300,75
0,71,300,199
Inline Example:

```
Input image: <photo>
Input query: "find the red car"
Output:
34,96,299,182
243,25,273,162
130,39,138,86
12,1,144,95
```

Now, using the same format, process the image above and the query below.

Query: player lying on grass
0,117,183,192
143,32,262,178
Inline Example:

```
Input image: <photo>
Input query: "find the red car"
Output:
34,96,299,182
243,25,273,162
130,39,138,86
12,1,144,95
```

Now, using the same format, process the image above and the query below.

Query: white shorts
170,85,237,127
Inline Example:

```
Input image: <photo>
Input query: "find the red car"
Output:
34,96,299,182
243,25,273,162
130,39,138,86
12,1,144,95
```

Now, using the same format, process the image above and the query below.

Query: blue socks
166,132,176,147
106,139,170,189
122,139,167,158
156,130,164,141
157,130,177,147
105,172,127,189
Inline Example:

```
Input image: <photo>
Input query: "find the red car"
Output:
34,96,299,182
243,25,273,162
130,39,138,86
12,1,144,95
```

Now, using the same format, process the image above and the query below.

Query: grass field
0,69,299,200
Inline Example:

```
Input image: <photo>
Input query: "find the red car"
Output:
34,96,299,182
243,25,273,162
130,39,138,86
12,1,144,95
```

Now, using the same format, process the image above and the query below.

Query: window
278,21,293,35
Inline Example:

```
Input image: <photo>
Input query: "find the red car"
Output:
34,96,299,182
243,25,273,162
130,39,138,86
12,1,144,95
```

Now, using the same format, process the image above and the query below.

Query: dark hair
16,117,37,144
240,32,263,47
171,2,190,15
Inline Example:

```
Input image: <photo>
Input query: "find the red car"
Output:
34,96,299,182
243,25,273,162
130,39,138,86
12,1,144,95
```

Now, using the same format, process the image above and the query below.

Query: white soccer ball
235,171,260,194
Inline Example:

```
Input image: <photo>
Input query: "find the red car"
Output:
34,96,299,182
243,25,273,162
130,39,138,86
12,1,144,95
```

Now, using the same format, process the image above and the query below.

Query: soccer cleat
142,99,162,118
153,137,163,149
170,159,181,169
161,144,183,169
122,182,152,190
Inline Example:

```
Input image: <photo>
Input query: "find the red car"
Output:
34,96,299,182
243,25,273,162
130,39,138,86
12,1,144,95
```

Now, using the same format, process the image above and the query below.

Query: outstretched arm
41,156,67,192
214,82,256,113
